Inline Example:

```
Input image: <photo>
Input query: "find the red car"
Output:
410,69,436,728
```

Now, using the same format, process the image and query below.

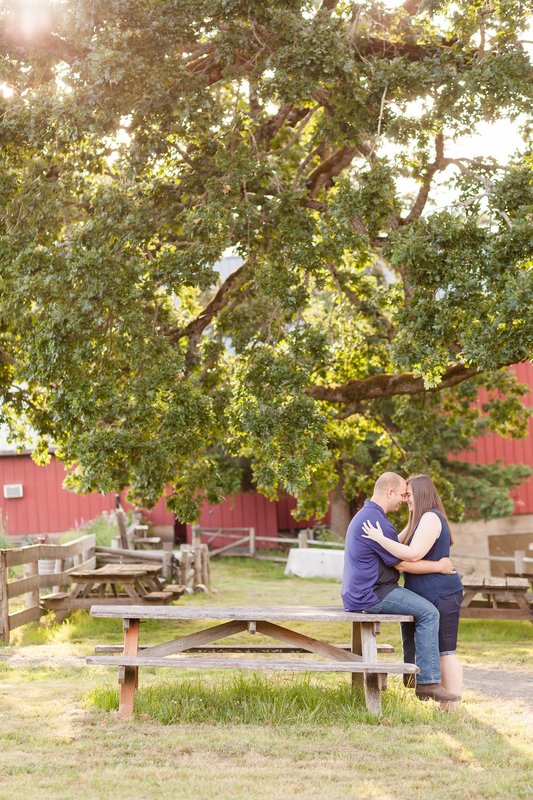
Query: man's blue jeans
366,586,441,684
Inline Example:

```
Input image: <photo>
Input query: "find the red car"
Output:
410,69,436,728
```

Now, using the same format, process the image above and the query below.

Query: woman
362,474,463,708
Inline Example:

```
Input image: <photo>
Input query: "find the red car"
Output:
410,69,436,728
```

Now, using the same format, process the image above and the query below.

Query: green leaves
0,0,531,522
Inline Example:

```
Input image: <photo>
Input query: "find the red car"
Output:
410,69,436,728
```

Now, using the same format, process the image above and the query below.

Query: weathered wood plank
5,537,96,567
38,560,97,588
5,545,42,567
8,605,43,630
96,546,167,562
142,592,174,602
95,643,396,654
140,620,248,658
23,560,39,609
42,597,166,609
210,536,250,557
359,621,382,711
350,621,364,688
39,534,96,559
7,574,41,599
0,550,10,643
89,605,414,623
503,577,530,589
255,620,363,662
119,618,140,718
65,556,97,574
462,577,529,591
87,655,418,674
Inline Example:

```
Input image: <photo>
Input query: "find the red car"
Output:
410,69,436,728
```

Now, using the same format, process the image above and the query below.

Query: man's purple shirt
341,499,401,611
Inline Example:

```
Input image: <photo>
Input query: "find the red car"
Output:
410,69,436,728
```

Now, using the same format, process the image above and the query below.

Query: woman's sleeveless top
404,510,463,604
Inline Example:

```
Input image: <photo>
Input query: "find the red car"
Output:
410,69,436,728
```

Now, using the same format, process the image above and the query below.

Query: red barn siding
454,362,533,514
0,455,115,537
120,490,175,528
276,493,329,531
195,491,278,548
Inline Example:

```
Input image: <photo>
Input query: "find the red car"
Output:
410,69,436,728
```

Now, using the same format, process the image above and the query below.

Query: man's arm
397,557,455,574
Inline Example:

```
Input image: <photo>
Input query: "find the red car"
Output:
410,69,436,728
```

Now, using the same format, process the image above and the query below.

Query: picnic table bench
42,564,178,619
460,576,532,621
87,605,418,717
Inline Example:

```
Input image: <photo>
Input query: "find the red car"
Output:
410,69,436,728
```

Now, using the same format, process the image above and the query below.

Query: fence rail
193,527,532,573
0,534,95,644
192,526,345,559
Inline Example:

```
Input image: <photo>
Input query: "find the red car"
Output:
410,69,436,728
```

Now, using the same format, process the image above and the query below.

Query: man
341,471,458,702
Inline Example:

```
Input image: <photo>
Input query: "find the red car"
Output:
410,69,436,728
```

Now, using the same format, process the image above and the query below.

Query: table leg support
360,622,382,716
118,618,139,719
351,622,364,688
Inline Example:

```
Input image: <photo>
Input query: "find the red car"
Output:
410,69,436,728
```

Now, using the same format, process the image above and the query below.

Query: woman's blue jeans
365,586,441,684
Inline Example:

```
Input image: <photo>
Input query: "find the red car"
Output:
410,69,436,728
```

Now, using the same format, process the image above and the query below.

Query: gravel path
463,665,533,707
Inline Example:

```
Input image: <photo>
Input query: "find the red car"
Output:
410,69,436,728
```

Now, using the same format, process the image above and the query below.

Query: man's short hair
373,472,404,494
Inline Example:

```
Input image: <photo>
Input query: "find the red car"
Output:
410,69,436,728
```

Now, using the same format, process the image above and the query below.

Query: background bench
461,576,532,621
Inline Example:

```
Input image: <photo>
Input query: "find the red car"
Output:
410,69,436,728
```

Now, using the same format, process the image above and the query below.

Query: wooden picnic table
42,563,169,617
87,605,418,717
460,576,532,621
68,563,163,598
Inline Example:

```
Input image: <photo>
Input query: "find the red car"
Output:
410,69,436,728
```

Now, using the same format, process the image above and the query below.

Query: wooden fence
192,526,343,559
193,526,533,573
0,534,95,644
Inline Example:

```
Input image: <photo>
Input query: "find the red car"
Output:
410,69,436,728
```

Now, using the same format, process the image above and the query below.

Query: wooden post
162,542,173,583
192,525,201,547
202,544,211,587
298,531,308,549
24,560,39,610
52,558,64,594
118,618,140,719
249,527,256,558
193,544,202,586
180,546,192,589
360,621,382,715
514,550,525,574
0,550,10,644
351,622,364,688
116,510,129,549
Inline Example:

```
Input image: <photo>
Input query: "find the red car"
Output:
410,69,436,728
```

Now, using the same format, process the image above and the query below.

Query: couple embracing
342,472,463,707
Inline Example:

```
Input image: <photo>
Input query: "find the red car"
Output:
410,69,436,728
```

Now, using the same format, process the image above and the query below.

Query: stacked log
95,542,211,594
176,544,210,593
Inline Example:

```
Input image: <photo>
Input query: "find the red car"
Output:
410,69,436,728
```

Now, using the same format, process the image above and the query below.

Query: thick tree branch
326,263,395,342
307,363,482,405
254,103,292,144
168,263,248,347
306,146,361,198
266,105,320,155
402,0,425,15
0,348,16,367
398,132,449,225
317,0,341,13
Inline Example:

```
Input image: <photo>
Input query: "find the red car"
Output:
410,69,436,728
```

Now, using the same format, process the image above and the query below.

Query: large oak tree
1,0,532,531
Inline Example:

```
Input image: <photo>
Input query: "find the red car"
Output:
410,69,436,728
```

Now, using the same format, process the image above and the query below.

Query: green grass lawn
1,557,532,800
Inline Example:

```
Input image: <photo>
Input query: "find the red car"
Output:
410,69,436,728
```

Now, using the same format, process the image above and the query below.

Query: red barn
454,362,533,515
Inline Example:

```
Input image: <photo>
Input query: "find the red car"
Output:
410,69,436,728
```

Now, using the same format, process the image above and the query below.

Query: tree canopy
1,0,532,528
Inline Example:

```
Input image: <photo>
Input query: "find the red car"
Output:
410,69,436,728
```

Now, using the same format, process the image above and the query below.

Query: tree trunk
329,483,352,540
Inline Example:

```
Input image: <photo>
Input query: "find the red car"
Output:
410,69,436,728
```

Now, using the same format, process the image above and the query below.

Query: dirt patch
463,665,533,708
0,653,86,669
